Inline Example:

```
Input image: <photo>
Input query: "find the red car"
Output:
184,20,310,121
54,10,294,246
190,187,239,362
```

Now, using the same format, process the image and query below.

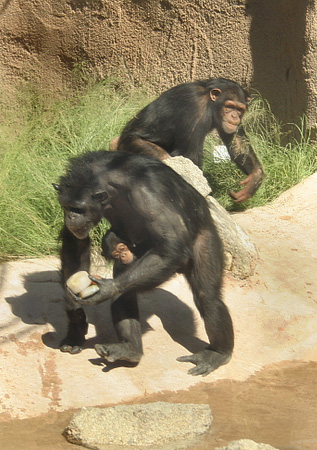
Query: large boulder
164,156,212,198
64,402,212,449
165,156,257,278
206,195,257,279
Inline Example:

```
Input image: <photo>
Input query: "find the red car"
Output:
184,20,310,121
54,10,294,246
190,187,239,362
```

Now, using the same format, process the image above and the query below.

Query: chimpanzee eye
70,207,85,215
92,191,108,202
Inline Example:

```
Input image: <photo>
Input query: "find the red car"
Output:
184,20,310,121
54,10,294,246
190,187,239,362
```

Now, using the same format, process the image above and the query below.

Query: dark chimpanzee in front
54,150,234,376
110,78,264,203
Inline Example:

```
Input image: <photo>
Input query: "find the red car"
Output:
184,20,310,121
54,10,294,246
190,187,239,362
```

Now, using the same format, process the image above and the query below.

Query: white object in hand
66,271,92,294
79,284,100,298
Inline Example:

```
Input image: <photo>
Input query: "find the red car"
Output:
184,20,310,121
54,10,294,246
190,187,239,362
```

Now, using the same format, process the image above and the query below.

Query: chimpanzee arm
74,249,180,306
60,226,91,282
60,225,92,310
74,208,188,306
220,127,264,202
73,183,189,305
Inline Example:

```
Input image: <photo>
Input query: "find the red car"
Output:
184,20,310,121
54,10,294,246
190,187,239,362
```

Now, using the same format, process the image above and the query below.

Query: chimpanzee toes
177,354,214,376
94,343,142,364
59,343,84,354
59,333,86,354
187,364,212,377
95,343,110,358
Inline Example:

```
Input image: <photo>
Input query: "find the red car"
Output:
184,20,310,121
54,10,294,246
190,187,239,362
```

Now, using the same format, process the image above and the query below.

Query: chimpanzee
110,78,263,203
53,150,234,376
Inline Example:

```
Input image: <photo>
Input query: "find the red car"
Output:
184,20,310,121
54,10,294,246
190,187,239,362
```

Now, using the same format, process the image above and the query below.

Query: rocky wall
0,0,316,127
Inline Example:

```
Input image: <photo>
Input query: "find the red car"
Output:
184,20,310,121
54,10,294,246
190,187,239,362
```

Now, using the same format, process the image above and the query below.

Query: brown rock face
0,1,316,128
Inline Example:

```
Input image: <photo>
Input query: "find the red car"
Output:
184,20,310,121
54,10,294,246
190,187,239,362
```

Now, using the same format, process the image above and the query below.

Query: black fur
55,150,234,376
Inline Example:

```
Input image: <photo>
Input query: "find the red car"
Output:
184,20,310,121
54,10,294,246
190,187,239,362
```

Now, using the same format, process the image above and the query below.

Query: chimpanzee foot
111,243,134,264
60,309,88,354
177,349,232,376
95,343,142,364
59,325,88,353
60,340,84,354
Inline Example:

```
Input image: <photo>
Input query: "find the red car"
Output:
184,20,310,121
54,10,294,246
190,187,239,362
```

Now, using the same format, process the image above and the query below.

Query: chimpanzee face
63,204,95,239
210,88,248,135
220,98,247,134
53,183,108,239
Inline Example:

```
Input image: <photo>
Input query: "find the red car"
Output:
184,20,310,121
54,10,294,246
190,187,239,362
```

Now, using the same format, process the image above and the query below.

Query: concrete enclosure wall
0,0,316,127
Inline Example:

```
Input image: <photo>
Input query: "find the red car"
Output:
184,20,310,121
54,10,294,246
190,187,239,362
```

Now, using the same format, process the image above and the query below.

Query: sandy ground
0,173,316,449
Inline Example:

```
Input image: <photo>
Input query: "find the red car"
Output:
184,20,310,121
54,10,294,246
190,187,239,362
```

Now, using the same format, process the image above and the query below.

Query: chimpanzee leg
94,252,143,364
59,226,89,354
178,229,234,376
60,308,88,354
118,136,171,161
95,291,143,364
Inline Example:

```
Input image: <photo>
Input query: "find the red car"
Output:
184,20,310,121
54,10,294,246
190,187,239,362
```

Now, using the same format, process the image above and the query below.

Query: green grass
0,82,316,261
0,79,150,261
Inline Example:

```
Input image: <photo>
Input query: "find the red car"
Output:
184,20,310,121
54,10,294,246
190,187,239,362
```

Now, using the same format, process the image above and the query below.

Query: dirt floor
0,173,316,450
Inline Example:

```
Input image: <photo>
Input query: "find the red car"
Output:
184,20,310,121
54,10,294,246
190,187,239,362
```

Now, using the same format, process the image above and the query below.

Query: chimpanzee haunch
53,150,234,376
110,78,263,203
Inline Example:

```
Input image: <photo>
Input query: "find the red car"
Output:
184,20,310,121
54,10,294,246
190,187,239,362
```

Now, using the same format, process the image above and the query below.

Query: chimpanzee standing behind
54,150,234,376
110,78,263,203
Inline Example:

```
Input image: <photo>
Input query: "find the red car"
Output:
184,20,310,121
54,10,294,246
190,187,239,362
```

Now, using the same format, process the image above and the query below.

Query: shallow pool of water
0,360,316,450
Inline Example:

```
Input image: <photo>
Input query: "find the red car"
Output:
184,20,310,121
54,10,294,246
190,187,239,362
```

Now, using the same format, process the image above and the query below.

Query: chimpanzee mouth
223,121,238,134
71,223,93,239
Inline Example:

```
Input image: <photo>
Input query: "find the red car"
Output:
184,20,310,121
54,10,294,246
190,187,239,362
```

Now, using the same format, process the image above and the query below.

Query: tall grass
0,82,316,261
0,79,150,261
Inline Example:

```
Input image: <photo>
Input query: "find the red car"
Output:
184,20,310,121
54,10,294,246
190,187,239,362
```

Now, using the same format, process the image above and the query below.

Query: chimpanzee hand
177,349,231,376
229,174,253,203
67,276,120,306
229,169,263,203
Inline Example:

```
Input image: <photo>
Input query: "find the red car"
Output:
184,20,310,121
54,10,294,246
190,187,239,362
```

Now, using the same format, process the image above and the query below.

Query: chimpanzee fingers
66,286,82,303
88,275,102,285
76,287,120,305
229,189,239,200
229,189,246,202
66,285,105,305
177,354,211,376
239,174,252,186
75,292,105,305
66,286,100,304
229,189,250,203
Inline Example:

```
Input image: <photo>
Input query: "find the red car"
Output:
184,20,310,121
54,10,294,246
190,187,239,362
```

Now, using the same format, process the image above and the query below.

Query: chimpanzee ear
52,183,60,191
92,190,108,203
210,89,222,101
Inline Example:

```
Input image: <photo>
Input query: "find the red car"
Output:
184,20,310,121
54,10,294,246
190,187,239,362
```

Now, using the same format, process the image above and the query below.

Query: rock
207,196,257,278
216,439,280,450
64,402,212,449
164,155,257,278
164,156,211,197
